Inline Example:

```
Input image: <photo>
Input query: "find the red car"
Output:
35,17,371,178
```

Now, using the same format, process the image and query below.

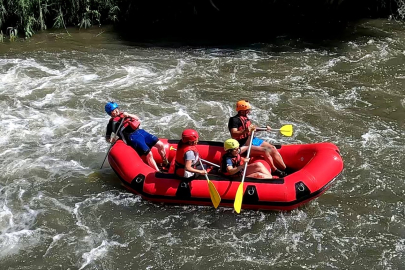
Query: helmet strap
239,110,248,116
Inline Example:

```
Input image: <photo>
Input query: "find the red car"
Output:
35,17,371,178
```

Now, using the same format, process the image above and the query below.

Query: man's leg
145,151,160,171
249,147,278,172
154,140,169,166
245,162,272,178
130,130,161,172
261,142,286,170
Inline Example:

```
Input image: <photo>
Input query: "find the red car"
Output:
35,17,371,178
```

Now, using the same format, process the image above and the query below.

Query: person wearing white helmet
228,99,286,177
220,139,272,179
104,101,169,172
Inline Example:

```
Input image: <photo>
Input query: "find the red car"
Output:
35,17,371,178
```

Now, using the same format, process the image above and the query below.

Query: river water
0,19,404,269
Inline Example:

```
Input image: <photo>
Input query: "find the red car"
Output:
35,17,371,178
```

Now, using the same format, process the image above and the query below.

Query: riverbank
0,0,402,41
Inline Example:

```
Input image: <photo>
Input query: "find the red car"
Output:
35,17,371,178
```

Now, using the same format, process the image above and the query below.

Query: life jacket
220,152,243,177
111,113,140,143
174,144,199,178
230,115,251,141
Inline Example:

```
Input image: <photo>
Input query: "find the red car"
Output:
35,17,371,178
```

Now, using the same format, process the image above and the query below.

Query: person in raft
220,139,273,179
228,99,287,177
174,129,207,179
104,101,169,172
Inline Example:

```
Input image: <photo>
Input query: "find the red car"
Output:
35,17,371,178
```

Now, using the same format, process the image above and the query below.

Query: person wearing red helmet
228,100,287,177
174,129,207,179
104,101,169,172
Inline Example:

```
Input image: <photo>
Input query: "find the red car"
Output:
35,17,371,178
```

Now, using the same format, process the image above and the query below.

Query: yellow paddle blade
200,159,221,208
234,183,244,213
279,124,293,137
207,180,221,208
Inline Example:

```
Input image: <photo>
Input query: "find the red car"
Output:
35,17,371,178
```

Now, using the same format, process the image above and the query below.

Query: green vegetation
0,0,119,39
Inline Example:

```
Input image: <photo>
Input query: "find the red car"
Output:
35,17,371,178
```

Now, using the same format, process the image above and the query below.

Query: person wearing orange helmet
104,102,169,172
174,129,207,179
228,100,287,177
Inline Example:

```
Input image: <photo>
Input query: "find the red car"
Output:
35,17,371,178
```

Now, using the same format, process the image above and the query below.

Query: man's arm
229,117,256,138
228,117,248,138
225,156,249,175
121,112,140,121
105,120,113,142
230,127,249,139
105,120,121,143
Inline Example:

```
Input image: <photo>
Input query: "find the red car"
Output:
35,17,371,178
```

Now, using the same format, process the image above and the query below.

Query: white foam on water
333,86,373,110
0,204,14,233
78,240,128,270
0,185,45,258
361,129,383,147
106,65,157,88
395,239,405,252
42,233,66,258
156,232,180,246
0,58,73,99
73,192,141,232
0,228,45,257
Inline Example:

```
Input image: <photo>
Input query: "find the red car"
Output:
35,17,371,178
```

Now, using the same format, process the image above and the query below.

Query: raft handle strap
297,182,305,192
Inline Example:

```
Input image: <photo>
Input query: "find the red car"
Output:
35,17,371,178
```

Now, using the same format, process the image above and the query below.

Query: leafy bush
0,0,119,38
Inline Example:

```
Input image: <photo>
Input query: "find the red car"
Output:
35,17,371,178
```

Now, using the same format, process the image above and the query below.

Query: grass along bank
0,0,119,40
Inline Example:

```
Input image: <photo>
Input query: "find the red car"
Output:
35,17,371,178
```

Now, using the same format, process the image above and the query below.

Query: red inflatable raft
108,139,343,211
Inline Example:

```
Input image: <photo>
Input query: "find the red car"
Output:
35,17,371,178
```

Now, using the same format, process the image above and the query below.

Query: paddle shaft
233,131,255,213
256,127,281,131
241,130,255,181
255,125,293,137
199,159,210,181
199,159,221,208
100,118,125,169
200,158,220,168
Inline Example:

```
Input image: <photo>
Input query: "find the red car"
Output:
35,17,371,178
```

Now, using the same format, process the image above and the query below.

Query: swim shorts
252,137,264,147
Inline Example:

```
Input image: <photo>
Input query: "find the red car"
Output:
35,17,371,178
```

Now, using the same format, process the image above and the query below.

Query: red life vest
111,113,140,132
231,115,251,141
220,152,243,177
174,144,199,178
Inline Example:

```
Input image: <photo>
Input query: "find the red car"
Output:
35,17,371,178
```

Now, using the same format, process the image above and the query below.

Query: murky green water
0,20,404,269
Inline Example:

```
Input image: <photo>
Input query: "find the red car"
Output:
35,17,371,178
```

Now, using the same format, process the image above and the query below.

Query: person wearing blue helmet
104,101,169,172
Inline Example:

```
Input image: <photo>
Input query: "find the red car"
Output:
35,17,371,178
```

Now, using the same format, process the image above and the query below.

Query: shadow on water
114,0,400,51
1,11,400,56
115,19,399,54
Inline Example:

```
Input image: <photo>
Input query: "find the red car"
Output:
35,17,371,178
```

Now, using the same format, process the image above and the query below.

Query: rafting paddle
100,118,125,169
170,145,221,207
234,130,255,214
256,124,293,137
200,158,220,168
199,159,221,208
